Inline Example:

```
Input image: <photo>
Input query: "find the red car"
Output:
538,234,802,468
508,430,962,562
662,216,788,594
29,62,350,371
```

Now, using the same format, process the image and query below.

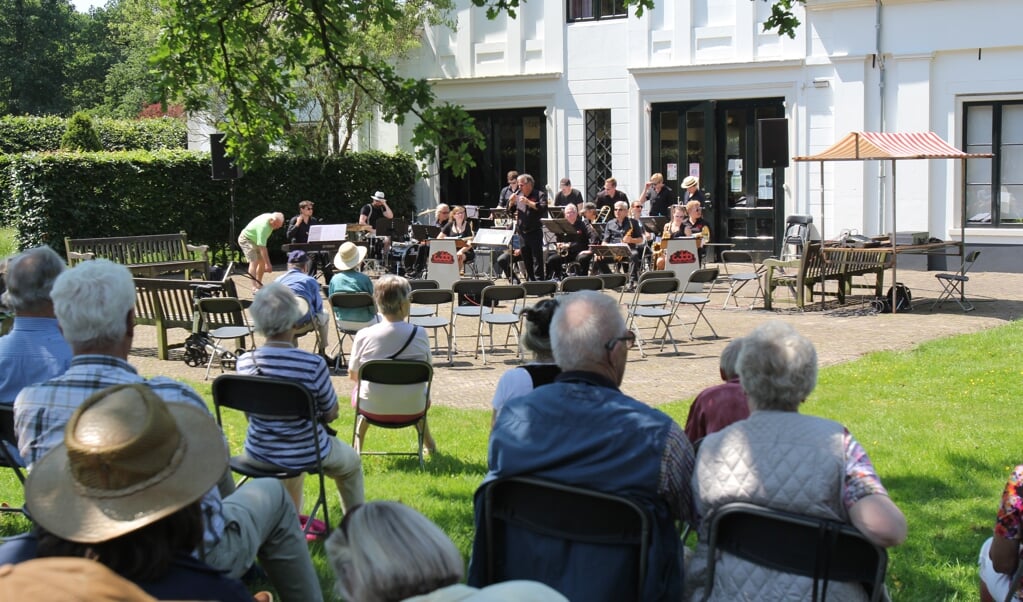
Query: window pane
1001,144,1023,185
1003,104,1023,144
999,185,1023,222
966,186,992,223
966,152,992,184
966,106,992,145
569,0,592,20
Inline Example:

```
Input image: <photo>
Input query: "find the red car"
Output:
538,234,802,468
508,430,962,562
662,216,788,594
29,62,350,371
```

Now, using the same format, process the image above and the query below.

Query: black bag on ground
874,283,912,313
458,292,498,308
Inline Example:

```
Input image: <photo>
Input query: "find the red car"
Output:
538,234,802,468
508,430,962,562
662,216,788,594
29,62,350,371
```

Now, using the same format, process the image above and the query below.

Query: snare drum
387,244,422,277
365,236,385,261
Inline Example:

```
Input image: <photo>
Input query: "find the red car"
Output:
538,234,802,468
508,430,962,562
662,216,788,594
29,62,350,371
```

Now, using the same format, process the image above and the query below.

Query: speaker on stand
210,133,244,257
757,118,789,168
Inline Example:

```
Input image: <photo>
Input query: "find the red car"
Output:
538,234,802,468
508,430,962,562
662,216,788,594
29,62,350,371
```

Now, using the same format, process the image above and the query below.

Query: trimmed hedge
0,116,187,153
6,150,418,264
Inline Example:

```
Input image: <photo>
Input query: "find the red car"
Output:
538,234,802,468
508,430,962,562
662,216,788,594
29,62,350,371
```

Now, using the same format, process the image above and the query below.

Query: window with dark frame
964,100,1023,227
586,109,613,200
568,0,628,22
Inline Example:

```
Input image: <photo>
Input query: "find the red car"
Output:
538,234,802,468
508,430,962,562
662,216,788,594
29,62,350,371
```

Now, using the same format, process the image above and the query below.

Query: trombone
595,205,611,223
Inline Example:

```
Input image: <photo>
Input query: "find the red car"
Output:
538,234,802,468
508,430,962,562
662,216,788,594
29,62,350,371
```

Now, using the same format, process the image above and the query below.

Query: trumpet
596,205,611,223
557,242,571,257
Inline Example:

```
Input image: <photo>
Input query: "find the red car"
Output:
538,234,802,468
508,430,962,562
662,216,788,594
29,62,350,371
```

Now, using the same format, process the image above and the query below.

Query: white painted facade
363,0,1023,264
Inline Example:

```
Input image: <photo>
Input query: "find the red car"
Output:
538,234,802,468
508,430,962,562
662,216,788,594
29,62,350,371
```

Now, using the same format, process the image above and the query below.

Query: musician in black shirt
546,203,598,279
286,200,320,244
595,201,645,286
507,173,548,281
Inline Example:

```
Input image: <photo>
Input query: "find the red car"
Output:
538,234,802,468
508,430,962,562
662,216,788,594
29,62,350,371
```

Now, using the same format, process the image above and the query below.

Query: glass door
651,101,717,224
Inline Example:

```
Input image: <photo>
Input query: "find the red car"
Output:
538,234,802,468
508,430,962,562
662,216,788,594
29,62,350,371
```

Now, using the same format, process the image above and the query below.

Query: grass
0,229,16,259
2,321,1022,600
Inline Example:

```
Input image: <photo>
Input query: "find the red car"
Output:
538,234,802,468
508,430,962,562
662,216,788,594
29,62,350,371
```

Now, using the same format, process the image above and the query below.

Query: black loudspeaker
210,133,242,180
757,118,789,168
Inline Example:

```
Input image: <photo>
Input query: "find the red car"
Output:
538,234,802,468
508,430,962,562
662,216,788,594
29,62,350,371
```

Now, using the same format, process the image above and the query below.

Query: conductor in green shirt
238,211,285,290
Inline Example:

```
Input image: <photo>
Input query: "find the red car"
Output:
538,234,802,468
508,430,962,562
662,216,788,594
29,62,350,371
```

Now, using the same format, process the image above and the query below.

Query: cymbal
417,208,436,216
348,224,373,232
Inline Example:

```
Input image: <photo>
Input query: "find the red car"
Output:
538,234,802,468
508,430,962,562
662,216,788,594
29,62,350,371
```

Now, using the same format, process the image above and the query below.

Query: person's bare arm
990,534,1021,575
359,213,369,225
848,494,907,547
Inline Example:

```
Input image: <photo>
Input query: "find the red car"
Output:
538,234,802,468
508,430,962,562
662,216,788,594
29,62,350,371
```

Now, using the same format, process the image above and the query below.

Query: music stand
640,216,668,235
542,219,581,244
411,224,441,241
589,244,632,262
374,218,410,242
489,208,511,221
547,207,565,219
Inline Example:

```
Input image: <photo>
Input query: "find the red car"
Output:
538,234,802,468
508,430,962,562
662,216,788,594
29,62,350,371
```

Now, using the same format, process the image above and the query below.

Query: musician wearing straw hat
681,175,706,205
328,242,377,324
25,384,253,601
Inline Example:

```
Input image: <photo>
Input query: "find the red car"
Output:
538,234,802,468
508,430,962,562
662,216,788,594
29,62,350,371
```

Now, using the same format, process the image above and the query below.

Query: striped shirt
235,346,337,469
13,355,226,549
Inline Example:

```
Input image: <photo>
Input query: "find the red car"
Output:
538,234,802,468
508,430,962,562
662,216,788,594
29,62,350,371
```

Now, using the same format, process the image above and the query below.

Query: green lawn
2,320,1021,600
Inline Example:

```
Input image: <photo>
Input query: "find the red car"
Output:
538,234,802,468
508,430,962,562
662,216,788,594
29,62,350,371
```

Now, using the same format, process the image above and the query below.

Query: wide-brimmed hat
371,191,387,202
25,383,228,544
682,176,699,189
0,558,157,601
334,241,368,271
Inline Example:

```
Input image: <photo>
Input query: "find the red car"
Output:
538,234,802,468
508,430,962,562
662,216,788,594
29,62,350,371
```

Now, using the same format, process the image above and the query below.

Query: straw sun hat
682,176,699,188
334,241,368,271
25,383,227,544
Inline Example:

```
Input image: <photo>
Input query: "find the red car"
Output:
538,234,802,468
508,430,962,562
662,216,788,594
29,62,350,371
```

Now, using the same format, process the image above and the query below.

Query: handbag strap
389,325,419,359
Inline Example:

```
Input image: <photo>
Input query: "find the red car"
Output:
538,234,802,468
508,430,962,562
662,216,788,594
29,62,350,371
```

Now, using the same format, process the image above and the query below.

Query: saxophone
652,223,672,261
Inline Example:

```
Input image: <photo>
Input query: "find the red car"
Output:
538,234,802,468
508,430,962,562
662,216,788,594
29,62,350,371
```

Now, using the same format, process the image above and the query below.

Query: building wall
372,0,1023,268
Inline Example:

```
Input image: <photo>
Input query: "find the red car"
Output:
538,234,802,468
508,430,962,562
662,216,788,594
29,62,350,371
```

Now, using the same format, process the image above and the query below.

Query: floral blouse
995,465,1023,541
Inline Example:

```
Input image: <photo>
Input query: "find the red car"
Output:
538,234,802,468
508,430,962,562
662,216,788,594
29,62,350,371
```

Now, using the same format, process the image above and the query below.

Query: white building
366,0,1022,269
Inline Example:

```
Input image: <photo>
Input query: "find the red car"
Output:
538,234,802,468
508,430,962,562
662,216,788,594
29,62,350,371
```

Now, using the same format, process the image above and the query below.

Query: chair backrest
705,502,887,602
781,215,814,260
197,297,248,329
521,281,558,299
482,476,650,601
452,279,494,297
329,291,376,311
408,279,440,291
481,284,527,304
639,270,674,283
960,250,981,275
633,276,679,297
212,374,317,422
356,360,433,424
596,273,628,291
720,250,757,275
559,276,603,293
409,288,454,307
685,267,719,287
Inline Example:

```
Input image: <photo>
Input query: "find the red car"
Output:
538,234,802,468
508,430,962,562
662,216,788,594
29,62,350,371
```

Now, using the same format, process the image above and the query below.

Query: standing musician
595,201,645,288
630,200,655,269
681,175,706,205
683,200,711,263
641,173,675,217
439,205,476,275
546,203,599,279
654,204,690,270
506,173,548,281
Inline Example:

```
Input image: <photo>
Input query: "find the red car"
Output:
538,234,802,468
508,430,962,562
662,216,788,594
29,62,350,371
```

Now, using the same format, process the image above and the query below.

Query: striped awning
793,131,994,161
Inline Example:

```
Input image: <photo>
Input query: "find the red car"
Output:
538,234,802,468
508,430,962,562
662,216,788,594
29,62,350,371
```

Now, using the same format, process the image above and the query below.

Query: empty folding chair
931,251,980,312
596,273,629,303
720,250,765,310
559,276,604,294
196,297,255,380
407,280,440,317
451,279,494,353
672,267,719,339
476,285,527,365
624,277,681,356
408,288,454,365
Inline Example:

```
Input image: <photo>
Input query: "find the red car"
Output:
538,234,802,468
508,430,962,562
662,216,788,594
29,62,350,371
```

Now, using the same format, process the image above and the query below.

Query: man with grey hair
469,290,694,601
0,246,71,405
13,259,324,602
276,249,330,359
238,210,285,289
595,200,645,289
682,337,750,443
688,321,906,600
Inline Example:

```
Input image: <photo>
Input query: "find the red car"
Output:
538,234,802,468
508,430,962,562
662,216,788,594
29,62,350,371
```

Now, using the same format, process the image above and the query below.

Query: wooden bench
763,243,889,310
134,277,238,360
65,232,209,279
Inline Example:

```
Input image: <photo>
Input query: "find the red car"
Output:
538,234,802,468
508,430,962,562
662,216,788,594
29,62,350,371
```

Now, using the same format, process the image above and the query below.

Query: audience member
979,465,1023,602
490,298,560,427
682,337,750,443
348,275,435,453
237,211,285,289
328,242,377,324
0,557,157,602
327,501,566,602
687,321,907,600
276,249,330,359
12,259,323,602
237,283,364,515
0,246,71,406
470,291,694,600
28,384,251,601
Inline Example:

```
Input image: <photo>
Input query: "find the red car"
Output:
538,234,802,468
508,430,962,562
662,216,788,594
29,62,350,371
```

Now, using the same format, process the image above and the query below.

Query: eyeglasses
438,210,449,214
604,330,636,351
614,208,627,212
631,205,642,208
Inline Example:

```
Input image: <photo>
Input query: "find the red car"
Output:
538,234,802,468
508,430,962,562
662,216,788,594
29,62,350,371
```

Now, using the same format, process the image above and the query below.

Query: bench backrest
66,232,193,266
134,278,237,326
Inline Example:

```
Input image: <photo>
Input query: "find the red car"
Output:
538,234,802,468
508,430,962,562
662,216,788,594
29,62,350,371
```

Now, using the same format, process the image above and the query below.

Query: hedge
5,150,418,264
0,116,187,154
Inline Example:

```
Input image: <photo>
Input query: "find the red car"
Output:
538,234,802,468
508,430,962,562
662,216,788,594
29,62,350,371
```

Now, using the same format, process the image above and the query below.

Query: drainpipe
876,0,887,233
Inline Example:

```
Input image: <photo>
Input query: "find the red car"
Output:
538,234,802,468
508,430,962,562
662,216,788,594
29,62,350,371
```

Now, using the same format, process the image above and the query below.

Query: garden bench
65,232,209,279
763,243,889,310
134,277,238,360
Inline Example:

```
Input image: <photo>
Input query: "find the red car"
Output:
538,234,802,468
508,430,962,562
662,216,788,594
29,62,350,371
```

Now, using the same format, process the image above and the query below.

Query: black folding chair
0,405,28,518
353,360,433,469
212,374,331,537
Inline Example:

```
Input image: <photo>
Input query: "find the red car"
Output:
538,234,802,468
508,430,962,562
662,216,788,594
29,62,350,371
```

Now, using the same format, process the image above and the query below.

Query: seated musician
684,200,711,263
594,201,645,289
655,204,690,270
546,204,598,279
438,205,475,275
286,199,333,280
630,200,655,267
581,201,599,224
433,204,451,230
360,191,394,259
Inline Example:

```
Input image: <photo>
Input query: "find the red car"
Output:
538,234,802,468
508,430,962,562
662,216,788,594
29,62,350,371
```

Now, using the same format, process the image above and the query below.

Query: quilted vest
686,411,868,601
468,371,685,602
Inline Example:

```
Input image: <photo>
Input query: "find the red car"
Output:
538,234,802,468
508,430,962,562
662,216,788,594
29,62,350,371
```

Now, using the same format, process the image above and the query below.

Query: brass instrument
652,223,673,261
596,205,611,223
557,242,571,257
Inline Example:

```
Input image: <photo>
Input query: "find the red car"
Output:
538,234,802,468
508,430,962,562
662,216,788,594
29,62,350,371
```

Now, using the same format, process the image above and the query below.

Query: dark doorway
651,98,786,257
439,108,547,209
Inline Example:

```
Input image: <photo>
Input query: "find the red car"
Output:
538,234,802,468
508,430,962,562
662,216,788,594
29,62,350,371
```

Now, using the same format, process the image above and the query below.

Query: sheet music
308,224,346,242
473,228,514,247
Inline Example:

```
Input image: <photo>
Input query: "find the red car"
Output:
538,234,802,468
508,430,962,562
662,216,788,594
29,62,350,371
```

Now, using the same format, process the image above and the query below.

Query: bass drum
387,244,424,278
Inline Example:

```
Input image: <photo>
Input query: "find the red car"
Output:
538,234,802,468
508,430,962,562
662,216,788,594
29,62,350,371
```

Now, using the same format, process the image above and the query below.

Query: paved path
128,267,1023,410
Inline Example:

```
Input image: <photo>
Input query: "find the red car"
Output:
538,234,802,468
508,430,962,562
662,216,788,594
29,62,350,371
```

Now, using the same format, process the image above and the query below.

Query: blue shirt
328,270,375,323
235,346,338,469
276,268,325,325
0,317,72,404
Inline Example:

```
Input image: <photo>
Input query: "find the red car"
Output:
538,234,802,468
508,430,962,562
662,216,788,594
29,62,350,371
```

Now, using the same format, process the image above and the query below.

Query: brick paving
127,266,1023,411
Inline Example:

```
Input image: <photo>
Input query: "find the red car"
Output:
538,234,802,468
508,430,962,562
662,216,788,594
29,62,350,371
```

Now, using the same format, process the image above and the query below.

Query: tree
152,0,804,175
0,0,76,116
61,111,103,150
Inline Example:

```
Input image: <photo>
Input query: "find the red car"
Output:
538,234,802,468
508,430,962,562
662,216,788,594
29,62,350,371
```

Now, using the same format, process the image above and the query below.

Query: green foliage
0,115,187,153
759,0,806,38
0,0,76,116
4,149,418,263
60,113,104,152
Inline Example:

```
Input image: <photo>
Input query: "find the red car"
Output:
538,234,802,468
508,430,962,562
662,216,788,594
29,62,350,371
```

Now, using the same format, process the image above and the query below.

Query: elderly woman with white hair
326,501,566,602
236,282,364,516
686,321,907,601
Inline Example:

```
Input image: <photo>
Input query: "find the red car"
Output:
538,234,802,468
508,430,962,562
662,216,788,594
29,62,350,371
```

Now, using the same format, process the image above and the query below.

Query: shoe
510,277,521,285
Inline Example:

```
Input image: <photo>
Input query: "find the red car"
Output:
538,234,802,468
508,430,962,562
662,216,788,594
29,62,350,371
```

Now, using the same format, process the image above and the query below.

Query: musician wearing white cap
360,191,395,258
